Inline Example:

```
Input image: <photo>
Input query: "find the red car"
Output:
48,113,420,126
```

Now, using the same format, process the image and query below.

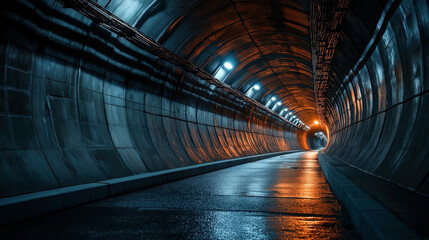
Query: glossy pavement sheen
0,151,359,239
1,0,429,200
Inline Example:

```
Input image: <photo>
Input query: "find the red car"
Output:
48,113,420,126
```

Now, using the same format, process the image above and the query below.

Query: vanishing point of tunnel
0,0,428,239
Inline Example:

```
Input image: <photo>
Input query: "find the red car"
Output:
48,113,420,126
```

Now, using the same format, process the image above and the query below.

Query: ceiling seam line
229,0,305,112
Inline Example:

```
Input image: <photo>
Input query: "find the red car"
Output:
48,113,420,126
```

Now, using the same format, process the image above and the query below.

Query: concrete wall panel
326,0,429,195
0,0,304,198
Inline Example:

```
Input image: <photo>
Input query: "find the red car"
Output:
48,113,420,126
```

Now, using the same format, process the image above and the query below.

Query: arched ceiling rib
105,0,318,124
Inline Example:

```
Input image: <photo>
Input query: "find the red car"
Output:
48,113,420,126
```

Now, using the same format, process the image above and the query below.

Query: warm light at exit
314,120,319,124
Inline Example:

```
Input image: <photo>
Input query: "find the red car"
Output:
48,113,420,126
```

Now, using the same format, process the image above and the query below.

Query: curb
318,152,419,240
0,150,299,225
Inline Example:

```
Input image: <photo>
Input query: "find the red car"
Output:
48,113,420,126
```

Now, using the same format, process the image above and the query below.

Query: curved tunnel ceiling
104,0,317,125
1,0,429,219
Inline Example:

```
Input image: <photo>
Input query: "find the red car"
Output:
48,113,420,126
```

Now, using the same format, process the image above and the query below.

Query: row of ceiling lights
213,61,314,131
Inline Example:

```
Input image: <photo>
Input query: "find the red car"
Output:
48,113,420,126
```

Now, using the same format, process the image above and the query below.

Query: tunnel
0,0,428,239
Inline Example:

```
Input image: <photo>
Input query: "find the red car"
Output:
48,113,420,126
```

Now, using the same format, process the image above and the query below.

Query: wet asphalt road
0,151,360,239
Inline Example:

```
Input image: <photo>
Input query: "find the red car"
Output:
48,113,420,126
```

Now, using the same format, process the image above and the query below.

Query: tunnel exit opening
306,131,328,150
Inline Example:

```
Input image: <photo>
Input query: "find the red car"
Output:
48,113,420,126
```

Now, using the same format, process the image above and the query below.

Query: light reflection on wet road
0,151,360,239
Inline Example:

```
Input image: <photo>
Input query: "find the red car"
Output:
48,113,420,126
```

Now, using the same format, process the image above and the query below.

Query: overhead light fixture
253,84,260,90
276,102,281,105
223,62,233,70
271,96,277,101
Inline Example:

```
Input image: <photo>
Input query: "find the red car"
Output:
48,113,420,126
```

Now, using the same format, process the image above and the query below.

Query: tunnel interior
306,131,327,150
0,0,429,201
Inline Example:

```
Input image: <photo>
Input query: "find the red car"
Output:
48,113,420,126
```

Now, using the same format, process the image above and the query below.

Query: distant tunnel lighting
253,84,260,90
271,96,277,101
314,120,319,124
223,62,233,70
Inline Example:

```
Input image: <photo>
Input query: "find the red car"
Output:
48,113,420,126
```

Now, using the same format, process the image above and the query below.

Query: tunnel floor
0,151,360,239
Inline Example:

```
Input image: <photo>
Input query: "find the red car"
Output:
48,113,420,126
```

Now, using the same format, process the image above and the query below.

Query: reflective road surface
0,151,360,239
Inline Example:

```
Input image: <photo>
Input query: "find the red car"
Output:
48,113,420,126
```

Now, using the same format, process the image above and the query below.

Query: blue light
223,62,233,70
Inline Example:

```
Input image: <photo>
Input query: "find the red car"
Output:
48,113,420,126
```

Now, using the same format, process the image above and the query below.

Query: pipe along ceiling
0,0,428,198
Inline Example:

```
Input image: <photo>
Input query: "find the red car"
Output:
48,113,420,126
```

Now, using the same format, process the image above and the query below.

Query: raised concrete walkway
0,150,298,225
319,152,428,239
0,151,359,239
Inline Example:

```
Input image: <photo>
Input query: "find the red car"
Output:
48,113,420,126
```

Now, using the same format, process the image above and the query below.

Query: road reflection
268,151,350,239
0,151,357,239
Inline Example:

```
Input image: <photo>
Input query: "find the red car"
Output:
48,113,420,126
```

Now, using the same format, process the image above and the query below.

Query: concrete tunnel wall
0,0,307,198
324,0,429,195
1,0,428,201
